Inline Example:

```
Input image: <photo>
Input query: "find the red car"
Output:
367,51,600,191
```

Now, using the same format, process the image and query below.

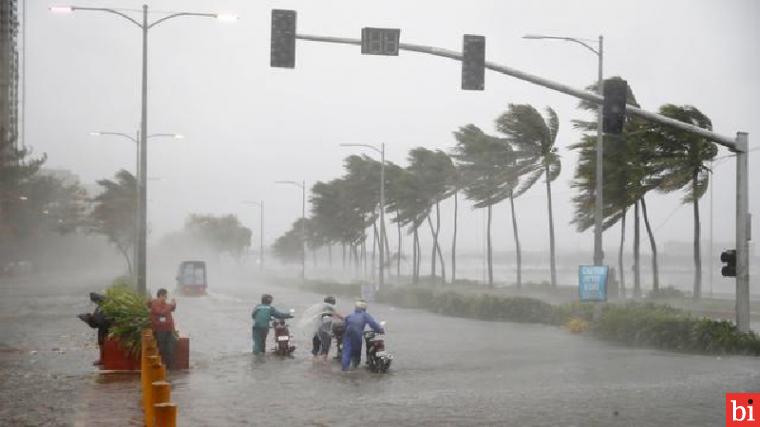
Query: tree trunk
383,219,391,278
328,244,332,268
362,238,367,280
487,205,493,287
396,213,402,279
412,226,419,284
693,173,702,299
372,221,378,283
117,244,133,277
416,226,422,281
640,197,660,292
436,201,446,284
342,242,346,271
509,194,522,289
633,201,641,299
619,209,627,298
545,166,557,287
427,215,437,281
451,191,458,284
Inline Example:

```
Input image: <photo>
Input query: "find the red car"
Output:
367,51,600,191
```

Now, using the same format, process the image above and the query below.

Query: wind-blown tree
273,218,306,264
650,104,717,299
90,169,137,274
184,214,252,260
404,147,455,284
496,104,562,287
453,124,520,287
383,161,408,278
571,78,662,297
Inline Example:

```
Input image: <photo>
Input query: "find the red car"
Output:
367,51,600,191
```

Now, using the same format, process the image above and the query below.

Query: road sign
361,28,400,56
578,265,608,301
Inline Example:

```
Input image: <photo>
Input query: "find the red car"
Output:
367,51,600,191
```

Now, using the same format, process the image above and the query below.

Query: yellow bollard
151,381,171,405
145,356,164,427
154,402,177,427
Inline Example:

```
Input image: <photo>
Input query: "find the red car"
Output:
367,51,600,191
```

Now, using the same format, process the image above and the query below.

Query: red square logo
727,393,760,426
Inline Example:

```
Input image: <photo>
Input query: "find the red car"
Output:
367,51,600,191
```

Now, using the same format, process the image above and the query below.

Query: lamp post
340,143,386,291
275,180,306,281
524,34,604,266
243,200,265,272
52,4,237,295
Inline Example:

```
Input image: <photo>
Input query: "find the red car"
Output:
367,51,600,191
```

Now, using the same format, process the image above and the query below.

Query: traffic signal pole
736,132,750,332
292,30,751,332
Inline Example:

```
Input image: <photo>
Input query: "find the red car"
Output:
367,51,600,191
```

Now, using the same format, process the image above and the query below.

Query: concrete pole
593,35,604,266
301,180,306,281
260,200,264,272
735,132,750,332
137,4,148,295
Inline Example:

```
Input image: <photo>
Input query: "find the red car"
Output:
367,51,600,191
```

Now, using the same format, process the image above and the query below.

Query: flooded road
1,273,759,426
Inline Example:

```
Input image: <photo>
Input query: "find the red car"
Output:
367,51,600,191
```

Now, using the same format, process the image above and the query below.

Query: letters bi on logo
727,393,760,426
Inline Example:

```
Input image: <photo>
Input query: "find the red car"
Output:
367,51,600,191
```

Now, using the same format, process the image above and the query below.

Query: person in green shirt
251,293,292,354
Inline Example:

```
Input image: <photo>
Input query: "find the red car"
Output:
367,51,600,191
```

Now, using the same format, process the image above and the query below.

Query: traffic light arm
295,32,739,150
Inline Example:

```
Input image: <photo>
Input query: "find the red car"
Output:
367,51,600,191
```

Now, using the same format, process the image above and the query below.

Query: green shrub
100,282,150,356
300,280,361,298
647,286,687,300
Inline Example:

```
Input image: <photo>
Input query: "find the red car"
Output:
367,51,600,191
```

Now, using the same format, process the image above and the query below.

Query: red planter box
174,337,189,370
102,337,140,371
101,336,189,371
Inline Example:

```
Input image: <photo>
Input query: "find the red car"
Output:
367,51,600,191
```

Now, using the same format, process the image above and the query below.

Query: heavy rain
1,1,759,426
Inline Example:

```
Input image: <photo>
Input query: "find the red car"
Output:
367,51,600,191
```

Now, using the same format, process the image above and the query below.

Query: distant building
0,0,17,150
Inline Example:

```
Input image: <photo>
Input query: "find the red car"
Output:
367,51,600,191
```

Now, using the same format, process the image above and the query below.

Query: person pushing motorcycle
252,293,292,354
341,299,384,371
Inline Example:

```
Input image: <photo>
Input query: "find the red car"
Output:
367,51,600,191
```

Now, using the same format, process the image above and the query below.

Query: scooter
331,319,345,360
364,321,392,373
272,309,296,356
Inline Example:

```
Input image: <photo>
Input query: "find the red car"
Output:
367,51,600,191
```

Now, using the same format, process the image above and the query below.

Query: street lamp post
52,5,237,295
340,143,386,291
244,200,265,272
524,34,604,267
275,180,306,281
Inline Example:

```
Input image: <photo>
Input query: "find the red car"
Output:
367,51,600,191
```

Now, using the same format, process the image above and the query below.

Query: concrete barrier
140,329,177,427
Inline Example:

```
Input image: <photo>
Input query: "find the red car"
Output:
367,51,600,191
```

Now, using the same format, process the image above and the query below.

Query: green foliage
373,285,760,356
647,286,686,299
184,213,252,259
100,281,150,356
90,169,137,273
299,280,362,298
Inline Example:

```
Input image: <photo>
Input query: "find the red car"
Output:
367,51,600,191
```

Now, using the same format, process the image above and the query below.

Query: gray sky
28,0,760,256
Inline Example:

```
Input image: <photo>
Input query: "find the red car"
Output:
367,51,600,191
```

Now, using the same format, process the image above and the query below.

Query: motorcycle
271,309,296,356
331,318,345,360
364,321,392,373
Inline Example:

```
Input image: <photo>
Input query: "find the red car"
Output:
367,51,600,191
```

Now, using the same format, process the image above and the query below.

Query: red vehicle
175,261,207,296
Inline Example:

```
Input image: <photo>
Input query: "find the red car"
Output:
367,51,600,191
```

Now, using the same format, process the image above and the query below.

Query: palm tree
651,104,717,299
496,104,562,287
571,78,663,297
452,124,519,287
91,169,138,275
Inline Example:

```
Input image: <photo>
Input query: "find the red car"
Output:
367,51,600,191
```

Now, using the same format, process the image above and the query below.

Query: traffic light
271,9,296,68
461,35,485,91
361,28,400,56
602,78,628,134
720,249,737,277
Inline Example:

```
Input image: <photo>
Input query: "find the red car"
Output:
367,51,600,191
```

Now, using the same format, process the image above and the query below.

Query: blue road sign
578,265,608,301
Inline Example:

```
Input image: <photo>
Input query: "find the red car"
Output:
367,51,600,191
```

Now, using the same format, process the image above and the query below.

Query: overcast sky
26,0,760,259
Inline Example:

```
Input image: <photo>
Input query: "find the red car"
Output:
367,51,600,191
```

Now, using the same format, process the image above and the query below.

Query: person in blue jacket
341,299,384,371
252,293,292,354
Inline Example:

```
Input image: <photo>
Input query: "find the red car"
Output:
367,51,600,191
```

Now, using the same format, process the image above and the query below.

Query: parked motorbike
272,309,296,356
331,318,345,360
364,321,392,373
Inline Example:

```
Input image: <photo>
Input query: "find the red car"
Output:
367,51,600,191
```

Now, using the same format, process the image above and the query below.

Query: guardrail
141,329,177,427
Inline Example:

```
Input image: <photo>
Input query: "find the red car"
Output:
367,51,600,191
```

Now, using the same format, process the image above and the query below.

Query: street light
243,200,265,272
524,33,605,267
340,143,386,291
53,4,235,295
275,180,306,281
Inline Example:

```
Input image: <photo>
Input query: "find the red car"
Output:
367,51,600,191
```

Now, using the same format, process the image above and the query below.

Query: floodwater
1,273,759,426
